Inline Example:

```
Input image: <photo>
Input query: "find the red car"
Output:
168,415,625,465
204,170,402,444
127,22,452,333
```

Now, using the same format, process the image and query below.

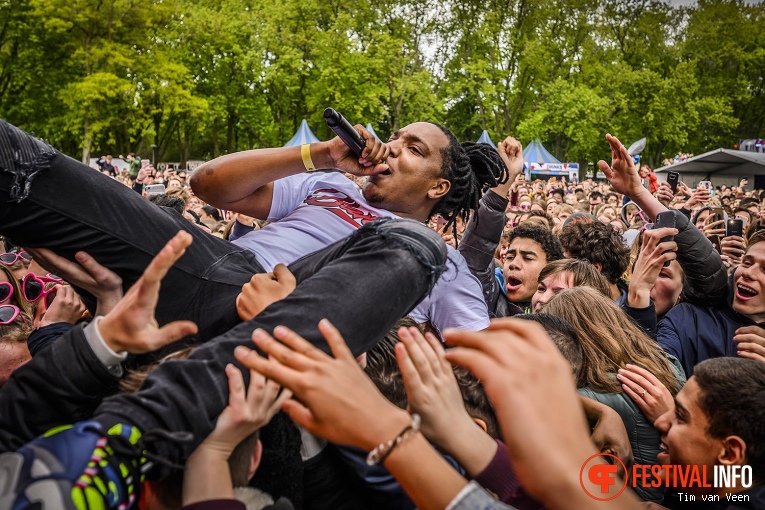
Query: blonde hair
541,287,680,395
0,265,31,316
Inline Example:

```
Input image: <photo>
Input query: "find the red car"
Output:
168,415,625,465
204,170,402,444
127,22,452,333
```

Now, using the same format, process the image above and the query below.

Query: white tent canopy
655,149,765,187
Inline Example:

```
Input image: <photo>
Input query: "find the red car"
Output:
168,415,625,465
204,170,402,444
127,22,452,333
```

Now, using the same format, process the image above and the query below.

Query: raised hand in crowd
26,247,123,317
682,185,710,210
439,232,458,248
236,320,470,510
616,364,674,424
655,181,675,208
183,363,291,507
38,284,87,328
721,234,746,267
236,264,296,321
702,216,726,238
98,231,198,354
628,227,679,308
598,134,665,221
598,134,643,199
496,136,524,197
444,319,643,509
396,326,499,476
734,326,765,364
676,181,692,198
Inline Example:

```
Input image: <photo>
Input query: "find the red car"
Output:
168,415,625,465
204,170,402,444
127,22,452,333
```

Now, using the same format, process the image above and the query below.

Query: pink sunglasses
0,304,29,325
22,273,63,307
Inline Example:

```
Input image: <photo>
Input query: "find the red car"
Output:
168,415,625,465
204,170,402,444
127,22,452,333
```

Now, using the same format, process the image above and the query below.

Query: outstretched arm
598,134,666,222
190,127,390,219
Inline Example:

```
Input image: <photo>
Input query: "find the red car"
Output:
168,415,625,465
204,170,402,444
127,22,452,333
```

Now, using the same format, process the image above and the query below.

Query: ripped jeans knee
0,120,57,202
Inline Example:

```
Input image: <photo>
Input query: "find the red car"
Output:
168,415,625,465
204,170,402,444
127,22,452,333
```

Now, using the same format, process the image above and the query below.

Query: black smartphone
654,211,677,267
667,171,680,194
726,218,744,238
708,234,722,254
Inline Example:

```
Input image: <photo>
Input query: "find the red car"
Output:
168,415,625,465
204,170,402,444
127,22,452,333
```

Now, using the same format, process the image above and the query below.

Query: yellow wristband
301,143,316,172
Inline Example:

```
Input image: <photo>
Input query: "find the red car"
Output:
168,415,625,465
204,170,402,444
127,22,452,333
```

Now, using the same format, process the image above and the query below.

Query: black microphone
324,108,365,157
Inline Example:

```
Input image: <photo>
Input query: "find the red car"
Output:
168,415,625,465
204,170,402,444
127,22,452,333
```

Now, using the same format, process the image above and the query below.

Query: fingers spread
318,319,355,361
142,231,193,287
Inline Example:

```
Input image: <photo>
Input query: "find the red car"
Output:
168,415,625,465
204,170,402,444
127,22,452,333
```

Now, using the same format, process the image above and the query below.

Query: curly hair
507,224,564,262
428,125,509,233
559,221,629,284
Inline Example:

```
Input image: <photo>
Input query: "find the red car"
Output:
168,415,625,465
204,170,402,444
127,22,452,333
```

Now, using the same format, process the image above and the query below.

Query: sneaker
0,421,191,510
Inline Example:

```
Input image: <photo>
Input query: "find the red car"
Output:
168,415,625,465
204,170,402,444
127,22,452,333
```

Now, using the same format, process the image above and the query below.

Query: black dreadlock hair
428,124,509,234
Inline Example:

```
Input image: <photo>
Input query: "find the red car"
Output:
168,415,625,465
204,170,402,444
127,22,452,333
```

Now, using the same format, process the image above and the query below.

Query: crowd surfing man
0,118,507,509
0,113,765,510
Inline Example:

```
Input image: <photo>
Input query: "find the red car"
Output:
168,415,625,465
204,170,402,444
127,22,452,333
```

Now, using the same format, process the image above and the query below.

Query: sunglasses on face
0,251,32,265
22,273,63,306
0,304,29,325
0,281,14,304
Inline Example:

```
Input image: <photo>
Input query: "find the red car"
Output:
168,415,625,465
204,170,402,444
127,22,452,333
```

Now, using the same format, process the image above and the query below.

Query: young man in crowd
119,153,142,177
652,357,765,509
658,230,765,377
96,154,118,177
456,136,525,318
588,190,604,213
558,220,630,303
502,224,563,313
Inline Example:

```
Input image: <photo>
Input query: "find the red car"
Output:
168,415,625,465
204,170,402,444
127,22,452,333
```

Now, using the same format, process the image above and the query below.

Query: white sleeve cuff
84,316,127,373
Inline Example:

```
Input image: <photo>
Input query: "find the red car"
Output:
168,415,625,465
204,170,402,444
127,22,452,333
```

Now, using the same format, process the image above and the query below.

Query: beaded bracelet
366,413,421,466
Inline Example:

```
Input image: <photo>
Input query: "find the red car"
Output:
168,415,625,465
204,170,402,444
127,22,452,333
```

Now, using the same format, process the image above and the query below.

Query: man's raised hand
598,134,643,199
98,231,198,354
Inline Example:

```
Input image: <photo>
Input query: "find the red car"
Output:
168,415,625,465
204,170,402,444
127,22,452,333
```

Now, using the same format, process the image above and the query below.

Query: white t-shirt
232,172,489,334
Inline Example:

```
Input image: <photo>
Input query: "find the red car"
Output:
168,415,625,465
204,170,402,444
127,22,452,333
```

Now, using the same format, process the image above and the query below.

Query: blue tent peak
476,130,496,149
522,139,561,164
284,119,320,147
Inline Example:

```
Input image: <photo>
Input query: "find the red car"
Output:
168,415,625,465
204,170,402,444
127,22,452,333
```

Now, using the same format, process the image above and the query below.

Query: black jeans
0,120,447,462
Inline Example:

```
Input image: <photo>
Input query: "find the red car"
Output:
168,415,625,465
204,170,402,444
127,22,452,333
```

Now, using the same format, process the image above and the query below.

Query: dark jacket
670,209,729,306
457,189,522,318
27,322,74,356
658,274,761,378
0,323,120,453
655,210,742,377
621,208,729,334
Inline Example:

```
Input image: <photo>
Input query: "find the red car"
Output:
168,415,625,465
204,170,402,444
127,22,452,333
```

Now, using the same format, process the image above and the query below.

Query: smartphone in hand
667,172,680,194
726,219,744,238
653,211,677,267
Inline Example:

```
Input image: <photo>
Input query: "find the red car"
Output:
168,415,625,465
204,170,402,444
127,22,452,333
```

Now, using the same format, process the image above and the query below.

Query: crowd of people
0,117,763,510
662,153,695,167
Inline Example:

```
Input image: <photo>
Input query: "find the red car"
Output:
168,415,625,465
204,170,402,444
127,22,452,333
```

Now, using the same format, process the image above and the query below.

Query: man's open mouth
737,281,758,300
506,276,523,291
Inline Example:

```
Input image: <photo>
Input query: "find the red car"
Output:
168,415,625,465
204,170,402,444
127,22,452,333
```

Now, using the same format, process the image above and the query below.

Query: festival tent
654,149,765,188
522,139,578,179
366,124,381,141
476,130,497,148
284,119,320,147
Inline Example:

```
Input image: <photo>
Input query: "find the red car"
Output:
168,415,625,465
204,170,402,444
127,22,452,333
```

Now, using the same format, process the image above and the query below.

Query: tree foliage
0,0,761,167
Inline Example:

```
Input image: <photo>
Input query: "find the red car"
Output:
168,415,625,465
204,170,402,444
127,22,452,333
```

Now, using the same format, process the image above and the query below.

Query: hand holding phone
667,172,680,194
653,211,678,267
726,219,744,238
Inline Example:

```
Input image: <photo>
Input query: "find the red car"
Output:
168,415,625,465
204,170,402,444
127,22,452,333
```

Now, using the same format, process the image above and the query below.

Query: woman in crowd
540,286,684,502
